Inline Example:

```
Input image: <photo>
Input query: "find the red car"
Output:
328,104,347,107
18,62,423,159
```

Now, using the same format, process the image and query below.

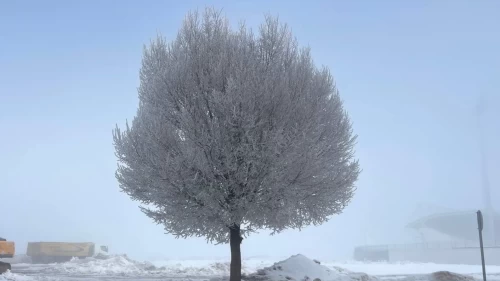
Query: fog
1,0,499,262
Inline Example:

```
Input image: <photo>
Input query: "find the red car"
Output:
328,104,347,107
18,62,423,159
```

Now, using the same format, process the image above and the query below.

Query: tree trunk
229,225,243,281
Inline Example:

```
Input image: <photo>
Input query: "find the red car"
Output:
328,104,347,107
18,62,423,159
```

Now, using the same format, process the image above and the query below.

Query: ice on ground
243,254,378,281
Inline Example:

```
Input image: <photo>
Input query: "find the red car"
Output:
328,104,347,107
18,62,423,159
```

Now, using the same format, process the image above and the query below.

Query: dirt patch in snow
402,271,476,281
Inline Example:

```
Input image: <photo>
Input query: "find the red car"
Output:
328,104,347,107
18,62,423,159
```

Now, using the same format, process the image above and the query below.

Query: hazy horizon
1,0,499,262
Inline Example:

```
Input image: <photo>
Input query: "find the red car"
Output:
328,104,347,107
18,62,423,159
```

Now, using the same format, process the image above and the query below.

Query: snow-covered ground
151,257,276,276
151,258,500,278
324,260,500,277
3,254,500,281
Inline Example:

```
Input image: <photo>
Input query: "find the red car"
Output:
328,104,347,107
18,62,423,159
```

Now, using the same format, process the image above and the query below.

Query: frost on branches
113,9,359,279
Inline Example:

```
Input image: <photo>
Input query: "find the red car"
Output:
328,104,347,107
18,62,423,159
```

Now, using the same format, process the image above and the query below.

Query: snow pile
38,254,233,277
157,261,232,276
39,255,156,276
244,254,378,281
153,258,270,276
0,272,34,281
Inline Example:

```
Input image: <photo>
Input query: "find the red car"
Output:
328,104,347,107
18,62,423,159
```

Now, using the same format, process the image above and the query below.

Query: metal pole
477,210,487,281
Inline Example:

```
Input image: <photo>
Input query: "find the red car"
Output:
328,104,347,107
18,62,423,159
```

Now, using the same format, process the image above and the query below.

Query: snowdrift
37,254,233,277
243,254,378,281
0,271,34,281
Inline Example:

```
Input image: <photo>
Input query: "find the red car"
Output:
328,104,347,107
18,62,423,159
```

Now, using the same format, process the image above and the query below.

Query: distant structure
354,210,500,265
354,97,499,265
407,210,500,243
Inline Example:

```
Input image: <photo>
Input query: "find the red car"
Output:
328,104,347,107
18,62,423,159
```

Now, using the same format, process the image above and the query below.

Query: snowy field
3,254,500,281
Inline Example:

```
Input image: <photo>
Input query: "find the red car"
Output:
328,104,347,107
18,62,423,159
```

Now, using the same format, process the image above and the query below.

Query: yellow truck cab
0,238,15,258
0,237,15,274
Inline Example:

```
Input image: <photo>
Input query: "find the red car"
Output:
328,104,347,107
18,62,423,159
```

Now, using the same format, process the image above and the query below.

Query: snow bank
39,255,157,276
153,258,273,276
38,254,233,277
41,254,272,277
0,272,34,281
243,254,378,281
153,260,233,276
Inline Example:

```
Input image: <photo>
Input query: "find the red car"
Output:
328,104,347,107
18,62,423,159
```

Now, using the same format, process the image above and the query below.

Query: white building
354,210,500,265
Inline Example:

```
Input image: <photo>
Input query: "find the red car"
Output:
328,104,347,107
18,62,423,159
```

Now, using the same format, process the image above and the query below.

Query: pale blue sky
0,0,499,261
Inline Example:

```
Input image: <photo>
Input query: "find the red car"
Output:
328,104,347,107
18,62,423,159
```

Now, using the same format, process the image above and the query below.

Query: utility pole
477,210,487,281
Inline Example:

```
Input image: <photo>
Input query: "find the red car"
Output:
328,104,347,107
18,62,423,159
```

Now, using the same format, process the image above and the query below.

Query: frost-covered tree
113,9,359,281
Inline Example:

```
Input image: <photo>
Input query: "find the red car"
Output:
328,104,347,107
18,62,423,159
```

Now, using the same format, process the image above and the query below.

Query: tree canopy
113,9,359,245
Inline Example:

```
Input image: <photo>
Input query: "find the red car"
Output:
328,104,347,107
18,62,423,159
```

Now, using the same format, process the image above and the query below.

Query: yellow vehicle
27,242,109,264
0,237,15,274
